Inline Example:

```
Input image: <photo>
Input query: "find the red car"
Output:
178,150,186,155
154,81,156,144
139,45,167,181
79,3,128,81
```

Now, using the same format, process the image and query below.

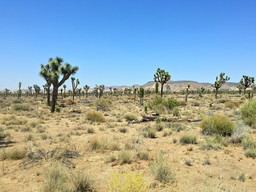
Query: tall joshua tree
33,84,41,98
99,85,105,98
240,75,254,94
84,85,90,98
18,82,22,98
133,86,138,101
236,85,243,94
185,84,190,102
138,87,144,105
154,68,171,98
28,86,33,96
41,57,78,112
71,77,80,100
212,73,230,99
40,63,52,106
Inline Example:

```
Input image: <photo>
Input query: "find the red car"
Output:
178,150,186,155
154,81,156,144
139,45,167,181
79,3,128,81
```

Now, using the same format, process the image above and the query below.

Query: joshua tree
154,68,171,97
138,87,144,105
18,82,22,98
33,84,41,98
71,77,80,100
28,86,33,96
240,75,254,94
4,88,9,99
78,88,82,98
185,84,190,102
94,86,99,98
113,88,118,95
43,84,47,98
41,57,78,113
99,85,105,98
212,73,230,99
133,86,138,101
155,82,159,95
40,63,52,106
198,87,205,98
63,85,67,98
83,85,90,98
251,83,255,99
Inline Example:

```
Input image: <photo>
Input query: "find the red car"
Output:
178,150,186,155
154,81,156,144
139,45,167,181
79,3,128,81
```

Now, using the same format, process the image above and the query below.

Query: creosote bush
86,111,106,122
108,171,149,192
241,99,256,127
200,115,234,136
231,121,250,143
146,97,180,114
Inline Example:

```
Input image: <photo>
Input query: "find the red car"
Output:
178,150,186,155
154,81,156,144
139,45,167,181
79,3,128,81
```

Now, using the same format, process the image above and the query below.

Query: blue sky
0,0,256,90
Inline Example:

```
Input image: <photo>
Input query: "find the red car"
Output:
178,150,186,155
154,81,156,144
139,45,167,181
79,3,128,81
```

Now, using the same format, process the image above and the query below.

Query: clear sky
0,0,256,90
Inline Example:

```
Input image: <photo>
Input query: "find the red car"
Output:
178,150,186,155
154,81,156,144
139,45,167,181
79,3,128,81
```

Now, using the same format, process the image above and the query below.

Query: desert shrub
43,164,67,192
225,101,240,109
95,98,111,111
155,117,161,124
0,148,27,161
55,107,61,112
0,132,10,141
149,152,174,184
13,104,31,111
118,150,132,164
165,98,180,110
124,113,138,122
2,115,27,126
119,128,127,133
172,107,179,117
200,139,222,150
245,148,256,158
166,123,186,132
231,121,250,143
155,124,163,132
66,99,76,105
180,135,197,145
200,115,234,136
143,127,156,138
86,111,106,122
241,99,256,127
89,137,119,151
70,171,94,192
108,171,149,192
242,136,256,150
136,151,149,160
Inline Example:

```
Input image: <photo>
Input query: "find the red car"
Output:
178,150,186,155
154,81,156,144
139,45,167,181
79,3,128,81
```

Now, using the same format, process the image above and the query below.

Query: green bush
180,135,197,145
86,111,106,122
118,150,132,164
165,98,180,110
200,115,234,136
13,104,31,111
241,99,256,127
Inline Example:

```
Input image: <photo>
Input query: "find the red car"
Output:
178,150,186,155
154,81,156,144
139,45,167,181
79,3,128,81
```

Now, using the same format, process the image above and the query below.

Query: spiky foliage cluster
40,57,78,112
154,68,171,97
133,86,138,101
240,75,254,95
71,77,80,100
83,85,90,97
212,73,230,99
28,86,32,96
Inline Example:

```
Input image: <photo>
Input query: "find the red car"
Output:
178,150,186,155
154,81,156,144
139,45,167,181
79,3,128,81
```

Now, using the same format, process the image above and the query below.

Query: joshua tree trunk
185,93,188,102
160,83,164,98
244,88,246,95
215,88,218,99
140,98,143,105
47,87,51,106
51,85,58,113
